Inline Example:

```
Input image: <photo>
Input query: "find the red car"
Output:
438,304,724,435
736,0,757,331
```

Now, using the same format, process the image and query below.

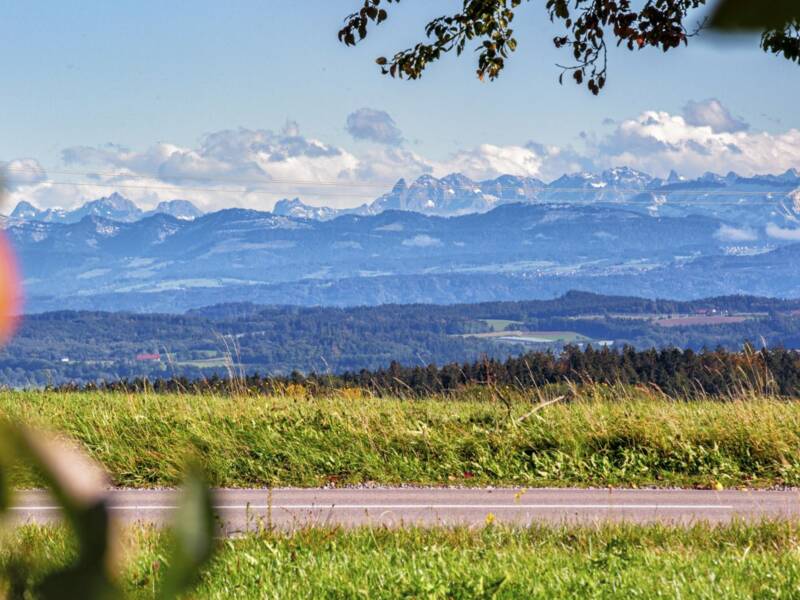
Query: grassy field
5,521,800,598
464,329,591,342
497,331,593,343
3,388,800,489
175,357,235,368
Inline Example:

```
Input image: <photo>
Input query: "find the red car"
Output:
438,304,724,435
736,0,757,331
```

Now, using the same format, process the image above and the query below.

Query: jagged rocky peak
10,200,40,219
149,199,203,220
95,192,134,209
666,169,683,184
77,193,142,221
272,197,344,221
600,166,654,186
390,178,408,193
9,193,203,224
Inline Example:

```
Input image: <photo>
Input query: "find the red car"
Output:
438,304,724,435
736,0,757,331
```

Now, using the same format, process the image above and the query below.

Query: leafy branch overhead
338,0,800,95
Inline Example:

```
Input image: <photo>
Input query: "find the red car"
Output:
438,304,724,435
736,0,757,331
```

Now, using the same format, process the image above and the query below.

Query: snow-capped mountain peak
273,198,341,221
147,200,204,220
9,200,41,220
8,194,203,224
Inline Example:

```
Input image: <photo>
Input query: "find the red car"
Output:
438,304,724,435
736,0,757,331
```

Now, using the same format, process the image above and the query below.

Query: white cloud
7,99,800,214
1,158,47,189
766,223,800,241
9,120,442,213
435,144,549,181
682,99,749,133
346,108,404,146
433,141,595,182
594,107,800,178
715,225,758,242
18,125,373,212
352,146,433,183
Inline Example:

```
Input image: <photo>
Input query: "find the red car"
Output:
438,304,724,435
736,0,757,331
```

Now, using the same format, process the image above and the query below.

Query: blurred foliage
0,422,216,599
339,0,800,94
710,0,800,65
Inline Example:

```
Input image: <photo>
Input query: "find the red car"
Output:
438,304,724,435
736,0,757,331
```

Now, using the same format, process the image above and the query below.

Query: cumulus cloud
766,223,800,241
8,101,800,213
65,125,351,186
9,122,434,212
1,158,47,189
715,225,758,242
436,144,544,181
346,108,404,146
353,146,433,182
433,141,594,182
48,125,370,211
593,109,800,178
525,142,597,180
682,99,749,133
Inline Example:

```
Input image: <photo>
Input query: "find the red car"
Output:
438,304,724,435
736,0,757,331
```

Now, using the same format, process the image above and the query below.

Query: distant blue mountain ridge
8,166,800,225
4,166,800,313
9,193,203,224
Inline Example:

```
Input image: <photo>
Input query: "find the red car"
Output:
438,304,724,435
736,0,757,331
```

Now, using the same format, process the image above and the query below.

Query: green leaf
1,422,119,599
157,465,216,600
0,463,10,513
7,424,108,525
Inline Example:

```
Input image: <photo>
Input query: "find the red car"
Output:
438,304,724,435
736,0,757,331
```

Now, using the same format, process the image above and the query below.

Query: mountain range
4,201,800,313
9,166,800,226
274,167,800,229
4,166,800,313
9,193,203,224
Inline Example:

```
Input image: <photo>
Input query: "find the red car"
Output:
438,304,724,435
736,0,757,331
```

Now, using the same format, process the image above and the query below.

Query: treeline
5,291,800,387
58,345,800,399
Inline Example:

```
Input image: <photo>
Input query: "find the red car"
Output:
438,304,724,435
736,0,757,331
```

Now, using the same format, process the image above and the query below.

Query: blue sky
1,1,799,211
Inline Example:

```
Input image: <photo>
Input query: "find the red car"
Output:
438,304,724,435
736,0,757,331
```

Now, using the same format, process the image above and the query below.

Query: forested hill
3,291,800,387
187,291,800,321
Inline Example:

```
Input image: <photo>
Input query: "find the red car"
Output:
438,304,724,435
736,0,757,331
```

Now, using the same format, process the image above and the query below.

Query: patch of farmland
497,331,593,343
655,316,750,328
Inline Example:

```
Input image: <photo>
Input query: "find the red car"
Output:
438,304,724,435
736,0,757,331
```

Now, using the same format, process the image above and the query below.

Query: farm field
3,388,800,489
464,330,592,343
497,331,595,344
7,521,800,598
655,315,751,328
175,356,235,369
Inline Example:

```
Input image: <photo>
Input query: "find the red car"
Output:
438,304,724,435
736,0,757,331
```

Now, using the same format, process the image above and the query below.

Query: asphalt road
9,488,800,533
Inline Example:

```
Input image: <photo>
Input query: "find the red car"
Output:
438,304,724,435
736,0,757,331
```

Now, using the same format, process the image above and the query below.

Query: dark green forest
68,345,800,399
4,291,800,387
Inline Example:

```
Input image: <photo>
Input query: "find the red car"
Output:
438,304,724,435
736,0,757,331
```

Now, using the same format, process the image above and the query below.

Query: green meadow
2,387,800,489
5,521,800,598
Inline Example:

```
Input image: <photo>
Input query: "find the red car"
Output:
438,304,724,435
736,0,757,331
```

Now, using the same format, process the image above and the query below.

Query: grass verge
3,388,800,488
4,521,800,598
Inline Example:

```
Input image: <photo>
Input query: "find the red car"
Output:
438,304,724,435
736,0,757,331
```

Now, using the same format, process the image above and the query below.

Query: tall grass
2,385,800,488
6,521,800,598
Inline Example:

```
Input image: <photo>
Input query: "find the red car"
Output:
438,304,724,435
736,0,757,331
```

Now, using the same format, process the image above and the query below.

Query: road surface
9,488,800,533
